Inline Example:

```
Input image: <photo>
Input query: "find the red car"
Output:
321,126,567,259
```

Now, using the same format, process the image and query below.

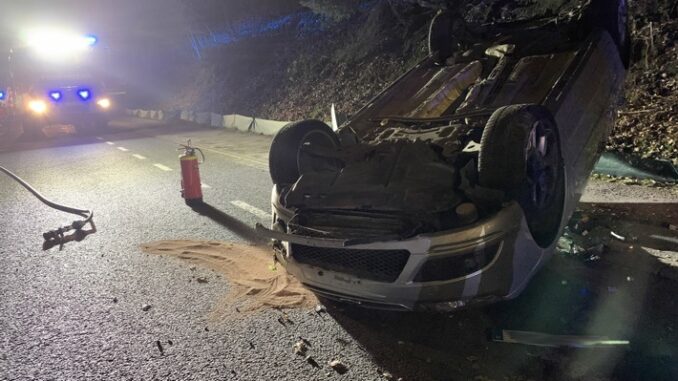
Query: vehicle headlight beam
28,100,48,114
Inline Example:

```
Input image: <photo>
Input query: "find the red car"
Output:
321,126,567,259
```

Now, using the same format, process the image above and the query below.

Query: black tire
478,105,565,248
589,0,631,67
428,10,454,64
269,120,339,185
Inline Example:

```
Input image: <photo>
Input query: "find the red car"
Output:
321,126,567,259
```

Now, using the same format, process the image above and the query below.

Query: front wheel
268,120,339,185
478,105,565,248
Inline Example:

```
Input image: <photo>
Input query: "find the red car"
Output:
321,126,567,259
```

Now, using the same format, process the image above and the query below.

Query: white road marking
230,200,269,219
105,141,115,145
132,154,147,160
153,163,173,171
201,183,211,189
117,147,129,152
96,137,104,141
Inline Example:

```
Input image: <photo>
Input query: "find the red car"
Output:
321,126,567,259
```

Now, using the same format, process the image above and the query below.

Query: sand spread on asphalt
141,240,317,313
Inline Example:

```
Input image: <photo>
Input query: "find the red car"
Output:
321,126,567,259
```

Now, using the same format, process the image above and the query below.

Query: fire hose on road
0,165,94,243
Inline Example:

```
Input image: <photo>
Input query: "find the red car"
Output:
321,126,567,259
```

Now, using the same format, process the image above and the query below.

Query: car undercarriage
257,0,628,310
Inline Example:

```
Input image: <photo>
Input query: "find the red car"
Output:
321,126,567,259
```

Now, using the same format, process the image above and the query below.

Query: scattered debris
377,369,395,380
466,355,479,362
328,359,348,374
490,329,630,348
112,297,117,304
293,340,308,356
156,340,164,355
305,356,320,368
277,313,294,327
196,277,209,284
298,337,312,347
141,304,152,312
315,304,326,314
610,231,626,241
249,341,255,350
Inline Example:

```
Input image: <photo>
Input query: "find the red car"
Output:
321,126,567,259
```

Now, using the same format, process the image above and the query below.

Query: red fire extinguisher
179,140,205,206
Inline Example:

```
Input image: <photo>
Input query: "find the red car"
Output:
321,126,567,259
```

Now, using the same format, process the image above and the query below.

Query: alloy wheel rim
525,120,558,210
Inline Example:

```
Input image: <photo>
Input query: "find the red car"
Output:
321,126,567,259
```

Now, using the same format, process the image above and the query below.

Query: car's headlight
96,98,111,109
28,100,48,114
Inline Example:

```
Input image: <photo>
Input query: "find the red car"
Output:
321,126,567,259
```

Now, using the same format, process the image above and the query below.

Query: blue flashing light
49,91,63,101
84,35,98,46
0,90,5,100
77,89,91,101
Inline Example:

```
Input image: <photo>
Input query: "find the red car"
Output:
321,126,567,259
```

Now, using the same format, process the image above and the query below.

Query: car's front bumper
260,189,552,311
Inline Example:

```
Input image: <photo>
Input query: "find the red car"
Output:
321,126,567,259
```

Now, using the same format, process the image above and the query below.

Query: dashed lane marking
201,183,211,189
117,147,129,152
153,163,173,171
230,200,269,220
132,154,147,160
96,137,104,141
105,141,115,145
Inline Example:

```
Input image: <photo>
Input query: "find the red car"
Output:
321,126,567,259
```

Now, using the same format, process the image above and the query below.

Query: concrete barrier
129,108,292,136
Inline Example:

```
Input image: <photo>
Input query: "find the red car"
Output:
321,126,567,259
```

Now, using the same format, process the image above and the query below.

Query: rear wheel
269,120,339,185
478,105,565,247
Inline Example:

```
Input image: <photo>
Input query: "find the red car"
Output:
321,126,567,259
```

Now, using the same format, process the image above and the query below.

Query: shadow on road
321,217,678,381
189,202,267,245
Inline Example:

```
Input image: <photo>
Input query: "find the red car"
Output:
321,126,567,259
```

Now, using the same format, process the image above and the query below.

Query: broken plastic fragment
293,340,308,356
328,359,348,374
490,329,629,348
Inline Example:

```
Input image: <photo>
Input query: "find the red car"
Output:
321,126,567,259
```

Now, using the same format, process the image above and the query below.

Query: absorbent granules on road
140,240,317,314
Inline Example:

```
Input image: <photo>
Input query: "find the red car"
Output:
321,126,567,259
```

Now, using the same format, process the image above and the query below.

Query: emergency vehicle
0,28,116,141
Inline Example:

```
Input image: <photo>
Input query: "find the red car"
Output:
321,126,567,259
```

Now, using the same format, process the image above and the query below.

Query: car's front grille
291,244,410,283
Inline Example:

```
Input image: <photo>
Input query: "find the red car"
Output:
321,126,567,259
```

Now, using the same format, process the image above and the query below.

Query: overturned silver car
257,0,629,311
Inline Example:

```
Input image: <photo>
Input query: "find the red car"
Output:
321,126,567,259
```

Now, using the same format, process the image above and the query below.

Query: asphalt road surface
1,118,677,381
